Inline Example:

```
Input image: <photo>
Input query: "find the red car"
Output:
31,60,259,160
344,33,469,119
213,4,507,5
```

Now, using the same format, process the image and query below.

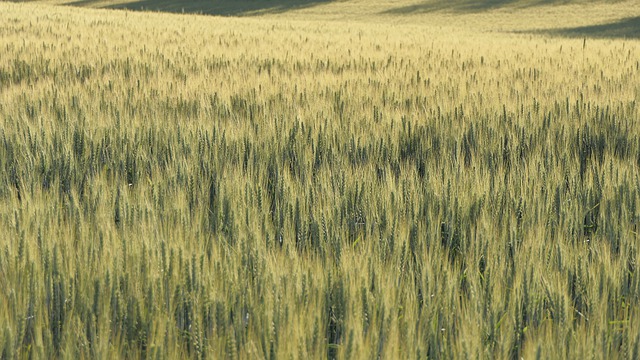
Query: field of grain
1,1,640,358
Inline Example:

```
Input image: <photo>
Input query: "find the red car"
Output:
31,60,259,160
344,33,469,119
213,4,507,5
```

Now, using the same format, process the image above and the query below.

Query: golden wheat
1,1,639,359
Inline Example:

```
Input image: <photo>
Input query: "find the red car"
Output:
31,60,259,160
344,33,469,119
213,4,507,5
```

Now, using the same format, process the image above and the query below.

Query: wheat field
1,0,640,358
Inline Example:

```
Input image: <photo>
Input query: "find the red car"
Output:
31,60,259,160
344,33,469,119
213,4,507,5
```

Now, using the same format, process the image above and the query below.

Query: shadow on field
532,16,640,39
382,0,611,14
383,0,519,14
62,0,334,16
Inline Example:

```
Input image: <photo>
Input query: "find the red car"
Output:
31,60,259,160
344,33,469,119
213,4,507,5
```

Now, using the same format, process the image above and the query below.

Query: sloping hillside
11,0,640,37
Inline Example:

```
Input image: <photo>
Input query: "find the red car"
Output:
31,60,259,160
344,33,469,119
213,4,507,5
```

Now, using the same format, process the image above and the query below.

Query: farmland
1,0,640,358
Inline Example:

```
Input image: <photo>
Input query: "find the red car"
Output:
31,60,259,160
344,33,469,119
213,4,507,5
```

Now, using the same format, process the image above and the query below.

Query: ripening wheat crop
1,1,639,359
